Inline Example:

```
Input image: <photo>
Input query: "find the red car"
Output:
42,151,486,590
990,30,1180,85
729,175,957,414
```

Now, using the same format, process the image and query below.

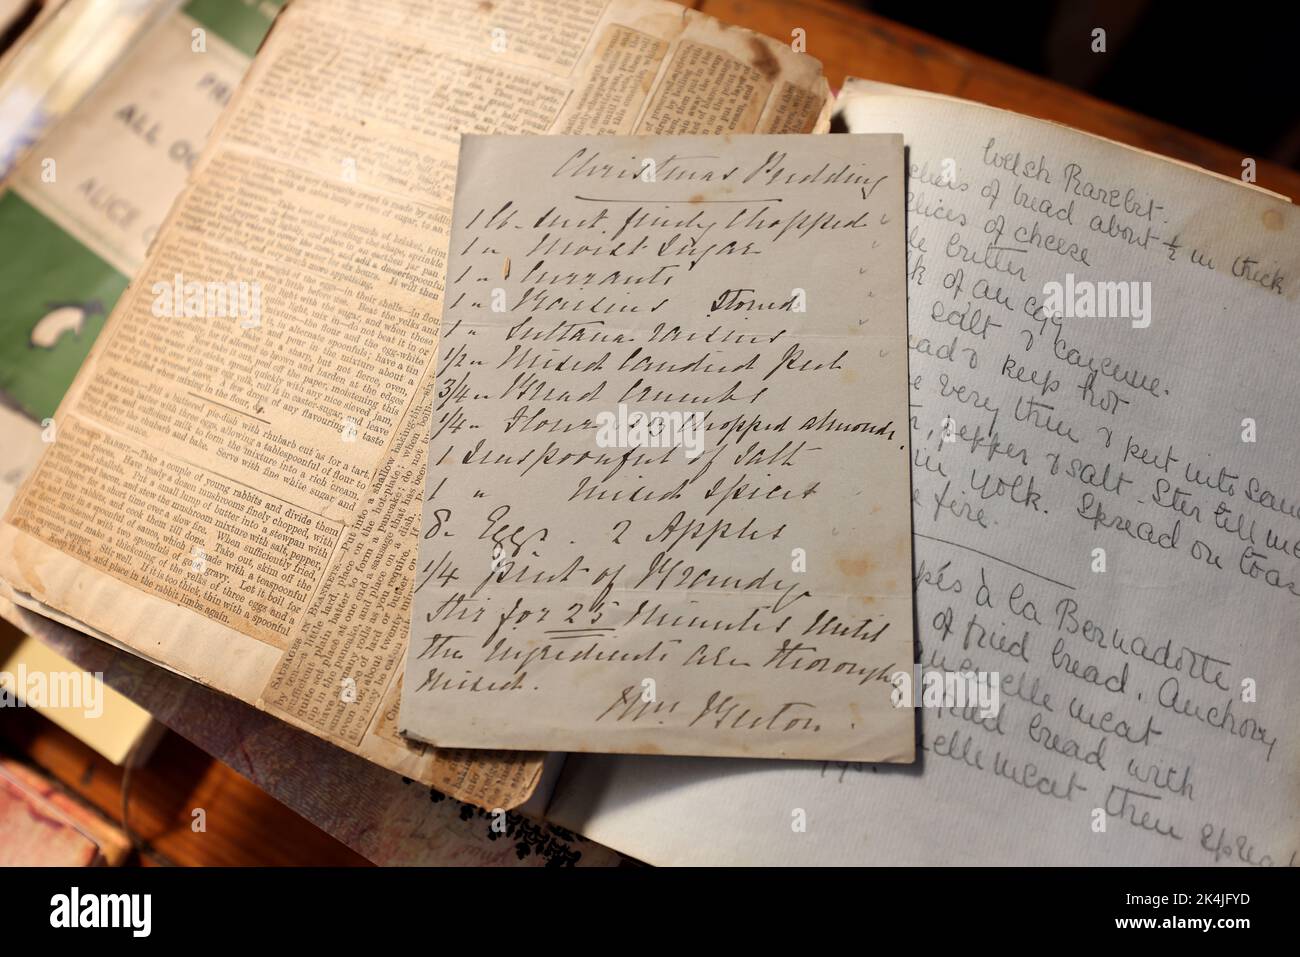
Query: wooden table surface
696,0,1300,200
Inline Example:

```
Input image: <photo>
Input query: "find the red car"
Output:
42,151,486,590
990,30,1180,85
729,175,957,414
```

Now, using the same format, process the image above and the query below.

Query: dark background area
866,0,1300,171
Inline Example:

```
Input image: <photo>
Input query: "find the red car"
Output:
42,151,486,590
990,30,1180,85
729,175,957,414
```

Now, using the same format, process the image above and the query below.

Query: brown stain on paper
747,37,781,81
836,555,875,578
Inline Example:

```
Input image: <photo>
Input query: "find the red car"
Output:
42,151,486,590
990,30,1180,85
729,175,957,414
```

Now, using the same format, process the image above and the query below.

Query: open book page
400,132,915,761
548,88,1300,863
0,0,831,807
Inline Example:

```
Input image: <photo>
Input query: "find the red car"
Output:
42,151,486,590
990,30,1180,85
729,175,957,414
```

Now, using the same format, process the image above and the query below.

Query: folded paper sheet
400,133,916,761
548,85,1300,863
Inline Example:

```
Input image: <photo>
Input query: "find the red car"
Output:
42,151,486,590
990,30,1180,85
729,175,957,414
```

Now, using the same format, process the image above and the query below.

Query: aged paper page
549,87,1300,862
0,0,279,684
400,132,915,761
0,0,831,807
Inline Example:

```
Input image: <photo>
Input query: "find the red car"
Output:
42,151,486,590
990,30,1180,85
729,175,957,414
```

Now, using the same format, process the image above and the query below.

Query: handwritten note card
400,134,915,760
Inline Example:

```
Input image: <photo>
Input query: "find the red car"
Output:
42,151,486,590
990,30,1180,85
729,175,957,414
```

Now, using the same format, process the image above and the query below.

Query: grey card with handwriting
399,134,915,761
